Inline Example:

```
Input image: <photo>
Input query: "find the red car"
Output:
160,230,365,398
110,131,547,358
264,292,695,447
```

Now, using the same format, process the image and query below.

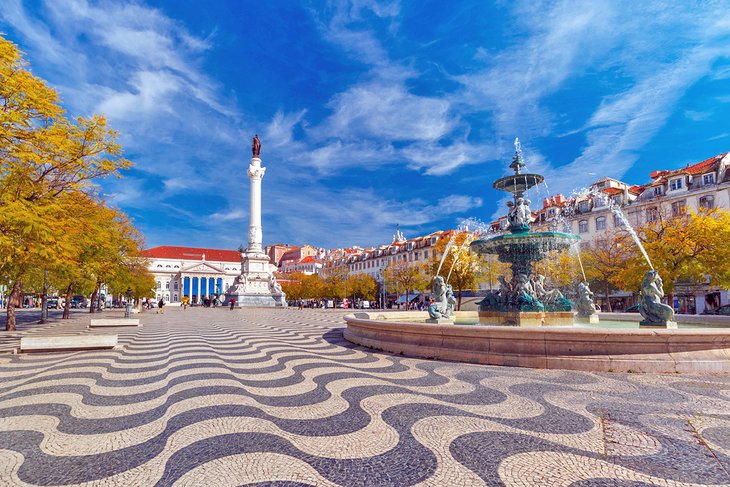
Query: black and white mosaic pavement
1,308,729,486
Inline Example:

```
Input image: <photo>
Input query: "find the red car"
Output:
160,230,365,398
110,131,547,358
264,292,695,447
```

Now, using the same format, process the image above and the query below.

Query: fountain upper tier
493,173,544,195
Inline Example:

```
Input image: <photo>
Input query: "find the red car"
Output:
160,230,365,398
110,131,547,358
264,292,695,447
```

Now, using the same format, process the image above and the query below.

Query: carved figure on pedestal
498,275,512,306
445,284,456,318
639,270,675,325
428,276,448,319
507,197,532,232
532,274,565,304
269,275,283,295
576,281,599,316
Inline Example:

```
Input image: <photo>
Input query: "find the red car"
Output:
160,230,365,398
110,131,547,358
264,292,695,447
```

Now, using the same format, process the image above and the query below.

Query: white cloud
319,82,455,142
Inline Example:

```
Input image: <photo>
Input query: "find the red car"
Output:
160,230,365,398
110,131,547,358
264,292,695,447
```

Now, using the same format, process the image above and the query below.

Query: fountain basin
344,311,730,374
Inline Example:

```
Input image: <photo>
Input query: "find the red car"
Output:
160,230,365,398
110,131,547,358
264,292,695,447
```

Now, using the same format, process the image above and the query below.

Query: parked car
703,304,730,316
47,299,58,309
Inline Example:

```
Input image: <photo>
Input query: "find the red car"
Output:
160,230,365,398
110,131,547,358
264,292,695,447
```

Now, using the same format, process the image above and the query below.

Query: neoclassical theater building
140,246,242,304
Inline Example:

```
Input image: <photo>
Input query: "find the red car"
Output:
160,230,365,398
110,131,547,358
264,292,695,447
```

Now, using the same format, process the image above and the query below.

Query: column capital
248,164,266,179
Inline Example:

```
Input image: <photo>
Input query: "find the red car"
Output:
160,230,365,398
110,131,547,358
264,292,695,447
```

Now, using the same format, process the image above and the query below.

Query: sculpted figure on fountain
576,281,599,317
428,276,450,320
639,270,675,326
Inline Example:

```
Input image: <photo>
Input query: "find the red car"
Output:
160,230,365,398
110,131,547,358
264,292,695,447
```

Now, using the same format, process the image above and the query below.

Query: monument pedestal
225,251,286,307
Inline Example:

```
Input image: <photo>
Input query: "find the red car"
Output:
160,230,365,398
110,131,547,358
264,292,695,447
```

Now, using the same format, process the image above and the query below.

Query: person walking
157,298,165,314
229,298,236,310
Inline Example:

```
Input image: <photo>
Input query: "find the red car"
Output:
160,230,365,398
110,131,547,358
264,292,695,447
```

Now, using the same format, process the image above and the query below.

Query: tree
348,274,378,301
281,272,305,301
427,232,484,309
382,260,428,307
0,36,131,330
617,208,730,305
581,231,636,312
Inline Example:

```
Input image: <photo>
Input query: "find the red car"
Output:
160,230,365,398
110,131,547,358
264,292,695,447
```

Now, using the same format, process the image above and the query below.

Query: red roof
601,187,623,195
140,246,240,262
299,256,316,263
684,153,727,175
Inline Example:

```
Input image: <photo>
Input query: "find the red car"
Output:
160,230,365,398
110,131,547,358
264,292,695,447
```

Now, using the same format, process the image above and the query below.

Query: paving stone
0,308,728,486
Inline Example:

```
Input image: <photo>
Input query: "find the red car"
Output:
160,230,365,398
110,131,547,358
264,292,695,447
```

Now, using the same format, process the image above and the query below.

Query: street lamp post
124,287,133,319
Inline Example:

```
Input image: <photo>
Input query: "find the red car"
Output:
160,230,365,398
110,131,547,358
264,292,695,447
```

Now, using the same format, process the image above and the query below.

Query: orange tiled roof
140,246,240,262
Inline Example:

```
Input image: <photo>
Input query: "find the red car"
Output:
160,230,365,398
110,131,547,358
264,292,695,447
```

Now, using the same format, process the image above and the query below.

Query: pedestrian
157,298,165,314
229,298,236,310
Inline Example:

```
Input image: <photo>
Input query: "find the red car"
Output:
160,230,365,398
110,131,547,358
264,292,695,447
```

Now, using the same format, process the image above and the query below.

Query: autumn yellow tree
580,231,636,312
616,208,730,305
427,232,485,309
1,36,131,329
347,274,379,302
382,259,428,307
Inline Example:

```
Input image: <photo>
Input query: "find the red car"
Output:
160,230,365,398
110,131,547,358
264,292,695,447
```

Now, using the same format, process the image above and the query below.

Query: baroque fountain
470,139,578,326
343,139,730,373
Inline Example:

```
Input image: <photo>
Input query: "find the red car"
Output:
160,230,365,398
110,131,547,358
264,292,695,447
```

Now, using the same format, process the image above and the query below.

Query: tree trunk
89,286,99,314
457,288,462,311
605,283,612,312
667,292,674,311
405,291,410,310
63,283,73,319
6,280,22,331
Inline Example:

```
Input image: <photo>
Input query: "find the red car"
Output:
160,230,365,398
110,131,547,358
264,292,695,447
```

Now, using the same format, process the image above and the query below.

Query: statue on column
252,134,261,157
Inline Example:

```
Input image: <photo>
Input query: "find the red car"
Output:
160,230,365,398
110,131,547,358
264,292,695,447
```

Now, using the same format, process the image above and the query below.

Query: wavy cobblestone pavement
1,308,729,486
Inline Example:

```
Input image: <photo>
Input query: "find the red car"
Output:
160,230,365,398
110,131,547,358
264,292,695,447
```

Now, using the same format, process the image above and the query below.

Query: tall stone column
247,156,266,254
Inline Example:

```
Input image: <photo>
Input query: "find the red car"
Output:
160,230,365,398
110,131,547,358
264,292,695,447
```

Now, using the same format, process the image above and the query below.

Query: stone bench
89,318,140,327
20,334,118,353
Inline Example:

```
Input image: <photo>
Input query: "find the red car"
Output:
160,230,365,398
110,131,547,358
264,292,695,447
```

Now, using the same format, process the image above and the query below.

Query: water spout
446,234,473,283
589,190,654,270
436,233,456,276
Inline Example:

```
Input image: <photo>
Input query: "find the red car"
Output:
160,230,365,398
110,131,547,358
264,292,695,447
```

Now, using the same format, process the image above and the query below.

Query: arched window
595,216,607,231
156,281,161,290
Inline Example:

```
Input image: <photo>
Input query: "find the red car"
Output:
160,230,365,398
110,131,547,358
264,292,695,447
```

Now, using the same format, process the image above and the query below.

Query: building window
578,220,588,233
613,213,625,226
547,209,556,218
424,250,428,259
595,216,607,231
653,186,662,196
156,281,161,290
578,201,590,213
646,207,658,222
165,281,170,290
699,195,715,209
671,200,686,216
593,196,606,208
174,282,179,290
703,173,715,185
669,178,683,191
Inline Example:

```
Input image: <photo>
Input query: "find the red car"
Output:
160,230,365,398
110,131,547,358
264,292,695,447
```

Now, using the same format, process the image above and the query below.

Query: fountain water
470,139,578,326
578,189,654,270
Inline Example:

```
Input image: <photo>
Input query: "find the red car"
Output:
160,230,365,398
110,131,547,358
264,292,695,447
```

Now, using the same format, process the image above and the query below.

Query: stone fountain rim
343,311,730,374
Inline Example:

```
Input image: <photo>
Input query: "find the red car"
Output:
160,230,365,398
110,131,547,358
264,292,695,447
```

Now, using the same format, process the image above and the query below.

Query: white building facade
141,246,242,304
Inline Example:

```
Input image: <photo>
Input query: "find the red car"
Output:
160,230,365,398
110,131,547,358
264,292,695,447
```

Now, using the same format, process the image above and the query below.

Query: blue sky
2,1,730,250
